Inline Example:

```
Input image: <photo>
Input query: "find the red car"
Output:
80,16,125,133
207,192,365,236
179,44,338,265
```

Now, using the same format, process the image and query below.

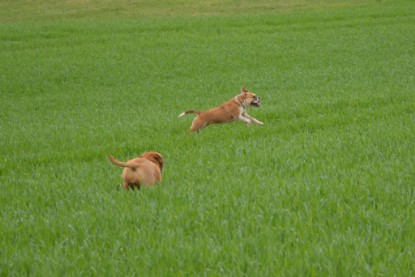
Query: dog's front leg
244,113,264,125
238,114,253,125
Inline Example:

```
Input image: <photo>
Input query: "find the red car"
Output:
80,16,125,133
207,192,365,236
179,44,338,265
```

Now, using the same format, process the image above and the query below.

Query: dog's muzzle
251,97,261,107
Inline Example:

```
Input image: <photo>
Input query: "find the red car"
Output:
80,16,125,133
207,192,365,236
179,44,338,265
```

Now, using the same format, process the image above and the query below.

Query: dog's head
238,87,261,108
140,152,164,172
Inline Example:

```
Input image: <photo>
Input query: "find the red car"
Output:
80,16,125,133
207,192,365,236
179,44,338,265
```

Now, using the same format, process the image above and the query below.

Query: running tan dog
179,87,263,134
109,152,164,190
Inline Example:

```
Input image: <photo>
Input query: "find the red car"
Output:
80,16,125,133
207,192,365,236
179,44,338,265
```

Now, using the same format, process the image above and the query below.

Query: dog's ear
152,153,164,172
145,152,164,172
140,152,164,171
241,87,248,95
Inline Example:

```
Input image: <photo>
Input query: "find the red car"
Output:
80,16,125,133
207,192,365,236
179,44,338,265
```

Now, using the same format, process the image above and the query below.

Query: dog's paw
252,120,264,125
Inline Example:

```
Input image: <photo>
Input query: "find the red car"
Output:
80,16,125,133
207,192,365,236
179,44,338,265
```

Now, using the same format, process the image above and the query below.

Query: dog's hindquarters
109,155,141,190
109,154,163,190
179,110,207,134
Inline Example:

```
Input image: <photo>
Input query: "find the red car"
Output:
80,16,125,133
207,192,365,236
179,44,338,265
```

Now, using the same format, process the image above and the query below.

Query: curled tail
109,155,138,169
179,110,201,118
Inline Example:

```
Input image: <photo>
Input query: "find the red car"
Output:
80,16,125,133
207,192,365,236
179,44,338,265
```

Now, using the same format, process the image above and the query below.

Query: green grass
1,0,415,275
0,0,373,22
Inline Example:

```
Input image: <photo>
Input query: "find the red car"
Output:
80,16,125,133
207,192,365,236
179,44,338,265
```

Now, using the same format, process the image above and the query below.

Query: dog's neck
235,95,247,109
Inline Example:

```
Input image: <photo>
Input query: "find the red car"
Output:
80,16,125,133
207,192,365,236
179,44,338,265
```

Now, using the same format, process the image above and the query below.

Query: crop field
1,0,414,275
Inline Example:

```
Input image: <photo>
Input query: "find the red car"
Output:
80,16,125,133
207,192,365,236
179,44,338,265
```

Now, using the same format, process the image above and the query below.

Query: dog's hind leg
188,117,206,133
122,181,129,191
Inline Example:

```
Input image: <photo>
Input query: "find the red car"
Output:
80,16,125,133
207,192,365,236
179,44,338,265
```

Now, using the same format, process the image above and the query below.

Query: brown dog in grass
179,87,263,134
109,152,164,190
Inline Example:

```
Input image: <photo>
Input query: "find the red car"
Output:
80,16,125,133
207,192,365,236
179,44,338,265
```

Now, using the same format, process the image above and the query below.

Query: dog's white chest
239,106,246,116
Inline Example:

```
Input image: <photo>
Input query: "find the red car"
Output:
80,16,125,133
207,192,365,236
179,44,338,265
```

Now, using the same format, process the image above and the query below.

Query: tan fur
179,87,263,134
109,152,164,190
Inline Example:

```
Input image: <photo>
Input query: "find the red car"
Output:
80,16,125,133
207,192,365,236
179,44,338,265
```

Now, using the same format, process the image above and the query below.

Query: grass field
1,0,414,275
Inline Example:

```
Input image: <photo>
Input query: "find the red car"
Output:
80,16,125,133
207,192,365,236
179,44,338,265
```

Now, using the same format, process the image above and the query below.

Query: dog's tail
179,110,201,118
108,155,138,169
